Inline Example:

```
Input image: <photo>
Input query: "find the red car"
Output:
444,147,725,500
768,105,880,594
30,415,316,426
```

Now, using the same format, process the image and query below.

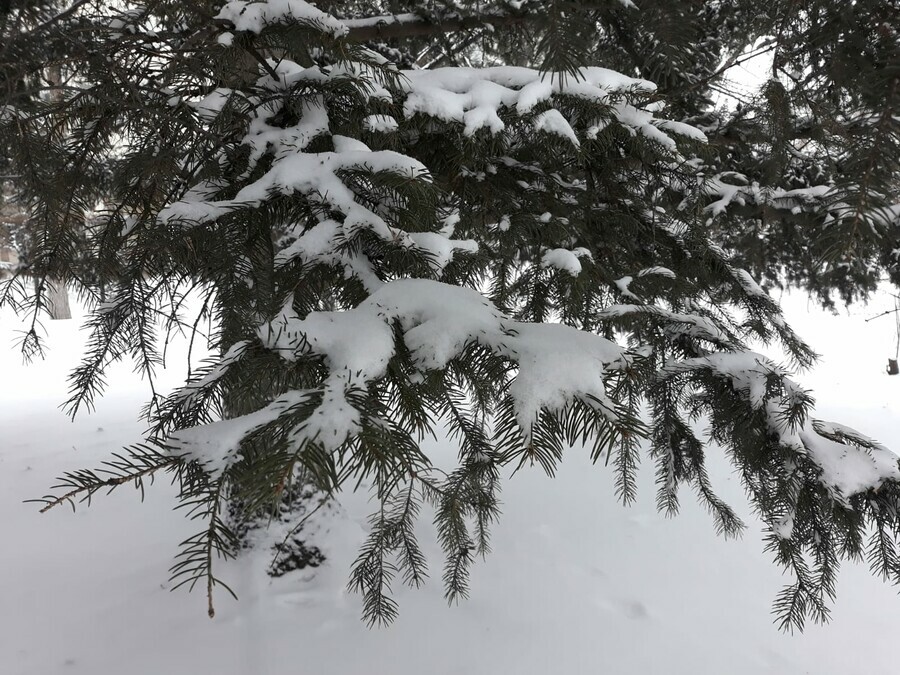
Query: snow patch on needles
363,114,399,133
637,266,676,279
407,232,479,274
273,215,476,288
699,178,900,232
192,88,235,121
264,305,396,382
661,351,900,500
534,109,580,147
170,390,313,476
400,66,658,137
599,305,728,344
360,279,507,372
661,351,787,408
160,148,430,243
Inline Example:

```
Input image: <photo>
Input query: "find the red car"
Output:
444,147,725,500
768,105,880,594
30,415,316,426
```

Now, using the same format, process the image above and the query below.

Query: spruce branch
31,445,181,513
169,476,238,619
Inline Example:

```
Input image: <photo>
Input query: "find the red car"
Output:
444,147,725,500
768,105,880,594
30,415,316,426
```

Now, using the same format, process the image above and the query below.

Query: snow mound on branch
800,423,900,500
638,266,676,279
398,65,702,148
192,88,235,121
274,219,344,267
661,351,789,408
541,247,592,275
273,219,384,291
216,0,348,36
263,280,507,374
704,178,900,233
407,231,479,274
507,322,629,430
273,216,476,289
599,305,728,344
363,114,399,132
653,119,707,143
342,12,421,30
613,102,705,149
263,306,395,381
171,341,250,408
701,178,900,232
244,96,331,166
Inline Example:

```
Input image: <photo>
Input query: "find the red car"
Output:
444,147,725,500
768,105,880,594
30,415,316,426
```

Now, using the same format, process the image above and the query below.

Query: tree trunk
43,63,72,320
46,277,71,320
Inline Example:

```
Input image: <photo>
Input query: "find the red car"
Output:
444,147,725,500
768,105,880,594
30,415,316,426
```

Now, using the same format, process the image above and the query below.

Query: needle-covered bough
2,0,899,630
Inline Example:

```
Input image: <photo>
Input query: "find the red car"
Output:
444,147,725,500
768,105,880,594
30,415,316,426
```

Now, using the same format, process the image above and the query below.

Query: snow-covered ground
3,290,900,675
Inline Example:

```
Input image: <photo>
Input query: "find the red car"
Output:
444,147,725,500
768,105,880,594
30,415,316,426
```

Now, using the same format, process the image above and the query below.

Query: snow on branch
159,55,704,295
170,390,313,477
170,279,642,474
214,1,638,44
703,175,900,230
216,0,348,37
661,351,900,500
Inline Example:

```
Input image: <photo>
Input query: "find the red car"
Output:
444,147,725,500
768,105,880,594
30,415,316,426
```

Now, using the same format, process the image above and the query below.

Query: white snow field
3,290,900,675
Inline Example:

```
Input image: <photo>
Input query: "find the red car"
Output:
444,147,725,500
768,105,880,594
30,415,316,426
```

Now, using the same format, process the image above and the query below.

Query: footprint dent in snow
620,599,650,620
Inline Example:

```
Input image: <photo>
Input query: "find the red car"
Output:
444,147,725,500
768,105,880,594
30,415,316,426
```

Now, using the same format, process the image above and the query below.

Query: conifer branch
33,447,181,513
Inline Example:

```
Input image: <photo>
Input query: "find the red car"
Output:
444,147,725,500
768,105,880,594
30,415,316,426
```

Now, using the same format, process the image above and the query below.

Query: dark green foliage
3,0,900,633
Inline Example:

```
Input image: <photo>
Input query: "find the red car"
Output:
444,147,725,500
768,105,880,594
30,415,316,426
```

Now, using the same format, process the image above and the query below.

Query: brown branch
209,10,530,43
340,12,530,42
205,478,231,619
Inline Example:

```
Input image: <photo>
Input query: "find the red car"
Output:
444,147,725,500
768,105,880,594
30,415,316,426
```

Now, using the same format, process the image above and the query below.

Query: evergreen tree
2,0,900,631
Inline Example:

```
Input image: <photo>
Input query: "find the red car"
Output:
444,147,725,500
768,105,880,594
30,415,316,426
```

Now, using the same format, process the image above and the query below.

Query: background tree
2,0,899,631
0,0,96,319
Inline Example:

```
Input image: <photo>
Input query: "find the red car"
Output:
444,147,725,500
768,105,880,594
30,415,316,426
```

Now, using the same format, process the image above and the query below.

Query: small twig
269,495,332,571
32,0,92,33
206,479,227,619
864,307,900,323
